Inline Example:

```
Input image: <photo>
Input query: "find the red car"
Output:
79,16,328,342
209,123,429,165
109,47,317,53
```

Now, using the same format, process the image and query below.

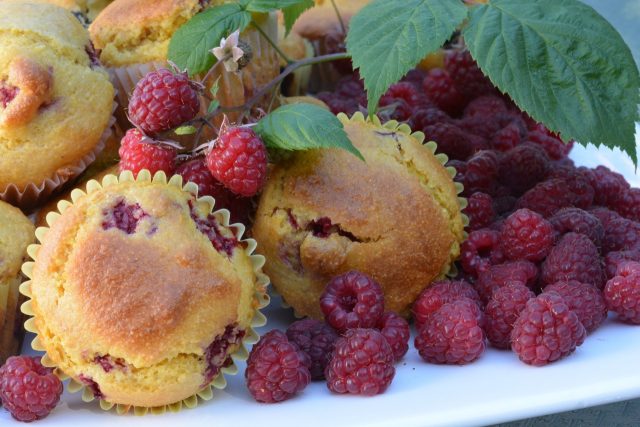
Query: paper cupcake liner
0,98,118,210
109,12,280,132
19,169,270,415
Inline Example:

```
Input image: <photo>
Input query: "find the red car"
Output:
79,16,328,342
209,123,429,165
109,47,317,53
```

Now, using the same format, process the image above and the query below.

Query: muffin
252,113,466,319
0,0,113,21
21,171,268,412
0,2,115,208
89,0,280,128
277,18,314,96
0,200,35,363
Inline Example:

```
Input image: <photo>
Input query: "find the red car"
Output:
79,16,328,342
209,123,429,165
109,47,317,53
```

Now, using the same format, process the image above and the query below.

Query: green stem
251,21,292,65
330,0,347,35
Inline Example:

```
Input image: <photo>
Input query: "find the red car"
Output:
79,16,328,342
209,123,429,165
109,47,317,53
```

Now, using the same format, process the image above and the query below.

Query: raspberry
445,50,494,98
379,97,413,122
484,284,535,349
602,218,640,254
558,172,595,210
446,159,467,184
611,188,640,222
463,150,499,194
335,75,365,99
491,122,522,152
543,281,607,333
402,69,427,87
527,128,572,160
517,179,575,218
583,166,630,207
500,209,555,262
493,194,517,216
128,68,200,135
463,192,495,231
463,95,507,118
499,144,550,195
324,29,352,74
206,127,268,197
589,206,622,229
286,319,338,380
475,261,538,303
320,94,359,116
422,69,466,115
459,228,505,277
245,330,311,403
325,329,395,396
604,250,640,279
604,262,640,324
457,115,503,140
118,128,176,177
549,207,604,249
511,293,586,366
424,122,475,161
409,107,452,132
0,356,63,422
415,299,486,365
412,280,481,330
377,312,410,362
320,271,385,333
382,82,423,107
541,232,605,289
102,199,149,234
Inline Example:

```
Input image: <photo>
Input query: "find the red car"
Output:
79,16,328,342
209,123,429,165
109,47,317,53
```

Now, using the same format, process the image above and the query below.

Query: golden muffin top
293,0,371,40
0,200,34,283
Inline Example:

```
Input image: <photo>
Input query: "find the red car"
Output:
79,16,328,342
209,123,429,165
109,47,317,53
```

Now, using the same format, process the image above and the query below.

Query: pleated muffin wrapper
19,169,271,416
276,112,468,314
109,12,281,131
0,98,118,211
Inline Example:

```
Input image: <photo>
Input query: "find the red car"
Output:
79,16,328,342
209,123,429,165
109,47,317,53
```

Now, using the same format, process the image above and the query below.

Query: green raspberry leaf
347,0,468,114
241,0,312,13
255,103,364,160
168,4,251,76
282,0,314,36
464,0,640,163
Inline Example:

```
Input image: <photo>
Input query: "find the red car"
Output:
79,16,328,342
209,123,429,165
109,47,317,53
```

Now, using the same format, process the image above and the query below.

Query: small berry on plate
412,280,481,330
320,271,385,333
541,232,605,289
118,128,176,177
424,122,475,161
527,127,572,160
491,121,522,152
206,126,268,197
583,165,630,207
128,68,200,135
286,319,339,380
459,228,504,277
549,207,604,249
511,293,586,366
498,144,550,195
325,329,395,396
0,356,63,422
543,280,607,334
602,218,640,254
500,208,555,262
245,330,311,403
463,150,500,194
415,299,486,365
377,312,411,362
475,260,538,304
463,95,507,118
484,284,535,349
604,250,640,280
463,192,495,231
516,178,575,218
445,49,494,98
422,69,466,115
604,261,640,324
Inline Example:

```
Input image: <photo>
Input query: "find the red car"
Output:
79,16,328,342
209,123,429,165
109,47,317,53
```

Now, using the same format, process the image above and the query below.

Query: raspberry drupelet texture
128,68,200,135
498,144,550,195
484,284,535,349
584,166,630,207
459,228,505,277
0,356,63,422
500,209,555,262
409,107,452,132
463,95,507,118
445,49,494,98
604,250,640,280
516,179,576,218
543,280,607,334
602,218,640,254
527,127,573,160
464,192,495,231
206,127,268,197
414,299,486,365
589,206,623,230
549,207,604,249
325,329,395,396
245,330,311,403
541,232,605,289
286,319,339,380
118,128,176,177
377,312,411,362
613,188,640,222
604,262,640,324
412,280,482,330
424,122,475,161
422,69,466,116
320,271,385,333
463,150,500,195
491,121,522,152
382,82,423,108
475,261,538,304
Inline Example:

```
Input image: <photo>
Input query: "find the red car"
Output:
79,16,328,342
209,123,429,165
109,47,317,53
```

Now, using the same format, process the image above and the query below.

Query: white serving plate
3,129,640,426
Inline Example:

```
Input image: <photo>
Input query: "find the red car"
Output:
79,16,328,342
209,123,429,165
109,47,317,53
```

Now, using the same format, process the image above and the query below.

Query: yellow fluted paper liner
19,170,270,415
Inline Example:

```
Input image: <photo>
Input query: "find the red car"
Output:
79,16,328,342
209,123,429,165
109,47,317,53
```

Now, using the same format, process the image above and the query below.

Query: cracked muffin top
28,177,263,407
252,113,465,318
0,2,114,192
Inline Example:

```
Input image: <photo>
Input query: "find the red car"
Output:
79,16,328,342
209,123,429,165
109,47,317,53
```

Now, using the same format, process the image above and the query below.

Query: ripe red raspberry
320,271,385,333
318,94,360,116
491,122,522,152
500,209,555,262
446,159,466,184
325,329,395,396
379,97,413,122
459,228,505,277
511,293,586,366
463,95,507,118
463,192,495,231
424,122,476,161
206,126,268,197
335,75,365,98
409,107,452,132
412,280,482,330
377,312,410,362
527,127,573,160
457,115,503,140
484,284,535,349
542,232,605,289
611,188,640,222
604,250,640,280
602,218,640,254
463,150,499,195
583,166,630,207
549,207,604,249
0,356,63,422
382,82,423,108
118,128,176,177
128,68,200,135
415,299,486,365
516,179,575,218
286,319,339,380
445,50,495,98
245,330,311,403
543,280,607,333
589,206,623,229
493,194,517,216
499,144,550,195
422,68,466,115
475,260,538,304
324,29,352,74
604,261,640,324
554,172,595,210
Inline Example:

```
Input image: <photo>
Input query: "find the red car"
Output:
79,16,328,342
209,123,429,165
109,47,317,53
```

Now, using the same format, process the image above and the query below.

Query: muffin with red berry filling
252,113,465,319
21,170,268,412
